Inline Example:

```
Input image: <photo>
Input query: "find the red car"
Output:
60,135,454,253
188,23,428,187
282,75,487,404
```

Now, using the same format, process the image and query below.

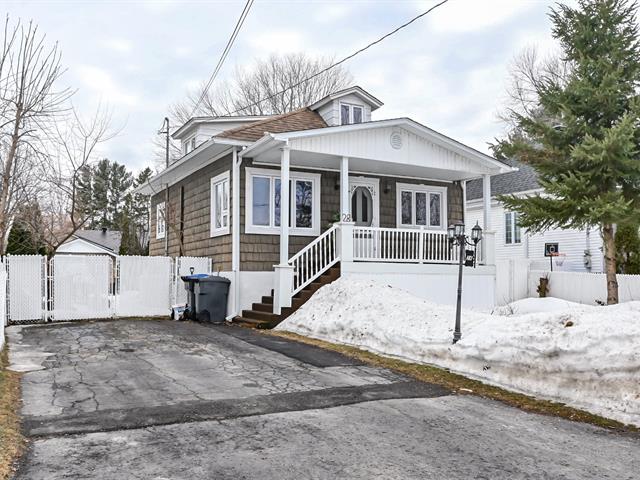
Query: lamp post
447,221,483,344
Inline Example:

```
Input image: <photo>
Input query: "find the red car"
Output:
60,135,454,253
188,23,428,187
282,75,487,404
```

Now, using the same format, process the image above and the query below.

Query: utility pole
159,117,170,168
158,117,171,255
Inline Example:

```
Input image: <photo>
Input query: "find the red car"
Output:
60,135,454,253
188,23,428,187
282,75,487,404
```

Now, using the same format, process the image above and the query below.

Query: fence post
273,264,294,315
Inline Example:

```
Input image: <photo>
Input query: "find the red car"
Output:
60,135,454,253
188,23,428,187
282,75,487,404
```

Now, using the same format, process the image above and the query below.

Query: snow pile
277,278,640,426
492,297,586,316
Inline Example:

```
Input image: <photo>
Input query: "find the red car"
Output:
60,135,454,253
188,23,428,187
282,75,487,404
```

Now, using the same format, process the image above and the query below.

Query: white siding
467,202,604,273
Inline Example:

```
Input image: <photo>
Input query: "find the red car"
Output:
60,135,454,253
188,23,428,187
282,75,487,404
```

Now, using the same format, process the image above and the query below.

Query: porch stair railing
288,224,340,295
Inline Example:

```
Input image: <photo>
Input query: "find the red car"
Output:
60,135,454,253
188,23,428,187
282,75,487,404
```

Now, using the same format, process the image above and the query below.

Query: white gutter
231,146,241,319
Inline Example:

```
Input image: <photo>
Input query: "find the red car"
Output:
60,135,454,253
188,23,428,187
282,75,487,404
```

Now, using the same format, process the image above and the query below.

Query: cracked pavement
7,319,640,479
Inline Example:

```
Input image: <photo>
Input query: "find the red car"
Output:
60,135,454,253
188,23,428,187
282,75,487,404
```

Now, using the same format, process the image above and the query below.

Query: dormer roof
310,86,384,112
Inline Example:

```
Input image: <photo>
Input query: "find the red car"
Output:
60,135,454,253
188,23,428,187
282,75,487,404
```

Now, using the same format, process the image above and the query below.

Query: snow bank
277,278,640,426
492,297,585,316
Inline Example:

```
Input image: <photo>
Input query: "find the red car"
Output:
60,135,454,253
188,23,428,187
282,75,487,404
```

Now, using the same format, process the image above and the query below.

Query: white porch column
482,174,492,231
274,145,293,314
340,156,350,221
482,173,495,266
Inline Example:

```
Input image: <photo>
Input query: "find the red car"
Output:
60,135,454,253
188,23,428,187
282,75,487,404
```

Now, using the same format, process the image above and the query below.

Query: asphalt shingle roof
466,158,540,201
74,229,122,253
215,107,327,142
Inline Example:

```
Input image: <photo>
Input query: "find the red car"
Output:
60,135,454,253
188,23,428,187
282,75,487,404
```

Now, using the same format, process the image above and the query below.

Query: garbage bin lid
181,273,209,282
197,275,231,284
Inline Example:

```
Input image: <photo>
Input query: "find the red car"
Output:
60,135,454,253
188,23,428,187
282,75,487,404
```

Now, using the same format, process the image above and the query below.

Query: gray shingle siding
466,159,539,201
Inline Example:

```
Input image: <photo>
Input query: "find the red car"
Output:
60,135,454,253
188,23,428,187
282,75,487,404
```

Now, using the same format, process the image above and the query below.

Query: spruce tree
496,0,640,304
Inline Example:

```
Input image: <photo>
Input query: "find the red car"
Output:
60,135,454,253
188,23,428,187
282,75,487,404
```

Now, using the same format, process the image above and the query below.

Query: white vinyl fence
2,254,211,324
528,270,640,305
0,268,6,349
495,258,640,306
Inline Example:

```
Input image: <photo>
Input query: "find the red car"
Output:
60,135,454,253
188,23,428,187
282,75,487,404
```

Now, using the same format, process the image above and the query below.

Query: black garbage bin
180,274,230,324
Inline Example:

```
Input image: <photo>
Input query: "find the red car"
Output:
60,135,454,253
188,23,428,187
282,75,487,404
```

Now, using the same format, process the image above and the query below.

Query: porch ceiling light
471,222,482,244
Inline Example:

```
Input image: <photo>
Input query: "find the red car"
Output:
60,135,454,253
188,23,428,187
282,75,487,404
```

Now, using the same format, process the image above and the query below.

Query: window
210,171,230,237
183,136,197,155
340,103,364,125
505,211,522,244
156,202,166,239
396,183,447,229
245,167,320,236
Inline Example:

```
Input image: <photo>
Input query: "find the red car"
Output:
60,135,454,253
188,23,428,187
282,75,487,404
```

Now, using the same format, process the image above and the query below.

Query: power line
226,0,450,116
189,0,255,117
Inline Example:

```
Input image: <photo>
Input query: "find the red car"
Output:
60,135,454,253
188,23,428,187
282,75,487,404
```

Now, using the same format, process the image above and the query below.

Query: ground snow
492,297,585,316
276,278,640,426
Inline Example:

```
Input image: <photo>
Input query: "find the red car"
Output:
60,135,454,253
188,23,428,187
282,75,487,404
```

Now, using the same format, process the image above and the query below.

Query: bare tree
28,105,116,255
154,53,353,167
0,16,73,253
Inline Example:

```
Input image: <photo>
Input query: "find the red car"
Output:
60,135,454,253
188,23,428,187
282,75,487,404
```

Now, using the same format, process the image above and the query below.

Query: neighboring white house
465,159,604,273
57,229,123,257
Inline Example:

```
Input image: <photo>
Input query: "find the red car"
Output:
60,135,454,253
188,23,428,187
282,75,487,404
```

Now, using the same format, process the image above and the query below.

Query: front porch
238,119,511,319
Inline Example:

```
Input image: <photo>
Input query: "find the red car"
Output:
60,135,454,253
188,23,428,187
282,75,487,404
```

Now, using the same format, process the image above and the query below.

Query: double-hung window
340,103,364,125
246,167,320,236
505,211,521,244
210,171,230,237
156,202,166,239
396,183,447,229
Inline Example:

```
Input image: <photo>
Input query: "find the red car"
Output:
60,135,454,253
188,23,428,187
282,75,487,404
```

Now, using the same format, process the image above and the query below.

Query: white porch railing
353,226,460,264
288,224,340,295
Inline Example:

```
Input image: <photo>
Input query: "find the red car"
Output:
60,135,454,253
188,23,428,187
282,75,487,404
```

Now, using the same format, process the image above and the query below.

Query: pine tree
6,221,38,255
496,0,640,304
615,223,640,274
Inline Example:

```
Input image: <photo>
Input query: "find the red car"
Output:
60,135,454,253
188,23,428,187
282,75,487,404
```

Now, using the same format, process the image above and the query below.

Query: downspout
164,185,169,256
231,146,241,319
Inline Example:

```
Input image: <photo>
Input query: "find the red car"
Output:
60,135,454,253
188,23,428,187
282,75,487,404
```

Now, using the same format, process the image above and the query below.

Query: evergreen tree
6,221,38,255
615,224,640,274
496,0,640,304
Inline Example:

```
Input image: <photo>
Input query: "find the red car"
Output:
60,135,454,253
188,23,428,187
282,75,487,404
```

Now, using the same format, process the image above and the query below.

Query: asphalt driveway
7,319,640,479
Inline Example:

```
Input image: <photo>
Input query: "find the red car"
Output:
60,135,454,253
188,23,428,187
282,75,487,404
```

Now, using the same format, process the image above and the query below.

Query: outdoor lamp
447,224,455,241
471,222,482,244
454,223,465,237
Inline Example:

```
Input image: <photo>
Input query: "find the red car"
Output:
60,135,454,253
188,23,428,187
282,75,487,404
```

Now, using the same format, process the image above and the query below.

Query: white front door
349,177,379,227
350,177,379,258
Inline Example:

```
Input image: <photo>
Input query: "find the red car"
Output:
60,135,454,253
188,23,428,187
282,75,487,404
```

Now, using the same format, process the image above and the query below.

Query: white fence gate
51,255,112,321
6,255,47,323
3,254,211,324
117,256,173,317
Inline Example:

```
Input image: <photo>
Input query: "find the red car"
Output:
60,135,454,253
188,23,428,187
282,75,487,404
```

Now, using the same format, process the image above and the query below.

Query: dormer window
183,135,197,155
340,103,364,125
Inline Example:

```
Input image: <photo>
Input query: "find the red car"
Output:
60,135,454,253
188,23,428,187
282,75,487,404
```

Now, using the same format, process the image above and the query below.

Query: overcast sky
4,0,569,172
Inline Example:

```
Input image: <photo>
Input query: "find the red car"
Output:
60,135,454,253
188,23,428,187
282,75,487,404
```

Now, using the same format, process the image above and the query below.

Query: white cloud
75,66,139,106
424,0,538,33
102,38,132,54
246,30,309,56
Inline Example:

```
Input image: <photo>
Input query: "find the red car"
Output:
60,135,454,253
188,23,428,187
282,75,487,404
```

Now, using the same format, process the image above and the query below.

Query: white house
137,86,514,327
465,159,604,273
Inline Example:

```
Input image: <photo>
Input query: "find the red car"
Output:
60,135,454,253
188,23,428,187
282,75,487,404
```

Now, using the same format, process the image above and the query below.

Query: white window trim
339,102,364,125
183,134,196,154
245,167,321,237
504,211,522,245
396,183,447,230
210,171,230,237
156,202,166,239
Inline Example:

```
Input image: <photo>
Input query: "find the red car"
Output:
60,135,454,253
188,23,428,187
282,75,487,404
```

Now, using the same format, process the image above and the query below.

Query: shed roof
73,229,122,253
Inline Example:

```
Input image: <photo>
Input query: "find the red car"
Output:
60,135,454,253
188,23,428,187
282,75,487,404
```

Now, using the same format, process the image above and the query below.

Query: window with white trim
245,167,320,236
505,211,522,244
183,135,197,155
396,183,447,229
156,202,166,239
210,171,230,237
340,103,364,125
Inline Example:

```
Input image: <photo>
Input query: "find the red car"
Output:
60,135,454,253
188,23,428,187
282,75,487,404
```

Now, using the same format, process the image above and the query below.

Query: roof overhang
310,86,384,112
172,115,271,140
135,137,249,195
57,237,117,257
240,118,515,182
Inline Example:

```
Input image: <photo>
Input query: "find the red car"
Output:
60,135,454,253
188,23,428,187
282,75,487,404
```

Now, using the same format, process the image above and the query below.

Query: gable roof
309,85,384,111
215,107,328,142
466,158,540,201
72,229,122,253
171,115,271,140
